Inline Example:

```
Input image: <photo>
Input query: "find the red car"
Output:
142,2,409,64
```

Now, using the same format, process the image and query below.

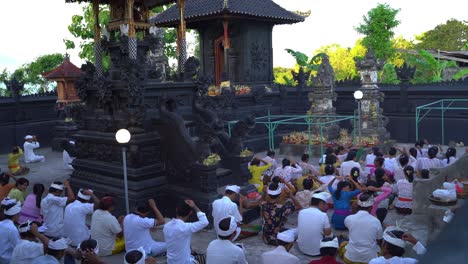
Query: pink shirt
19,194,42,224
358,187,392,216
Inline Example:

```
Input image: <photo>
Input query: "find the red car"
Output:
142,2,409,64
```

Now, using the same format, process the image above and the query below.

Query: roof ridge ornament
223,0,228,9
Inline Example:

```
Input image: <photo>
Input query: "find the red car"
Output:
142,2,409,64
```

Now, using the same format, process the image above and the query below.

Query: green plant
380,63,399,84
453,69,468,80
285,49,326,72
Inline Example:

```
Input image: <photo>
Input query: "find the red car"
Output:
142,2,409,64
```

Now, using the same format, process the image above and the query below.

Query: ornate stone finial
120,24,129,36
293,10,311,18
396,62,416,82
355,49,385,72
311,54,335,87
64,53,70,61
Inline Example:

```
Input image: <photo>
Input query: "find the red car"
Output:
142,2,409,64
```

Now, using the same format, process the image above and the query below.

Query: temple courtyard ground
0,147,450,263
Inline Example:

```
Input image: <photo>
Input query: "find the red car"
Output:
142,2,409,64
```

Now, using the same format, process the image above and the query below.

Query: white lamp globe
115,129,131,144
354,90,363,100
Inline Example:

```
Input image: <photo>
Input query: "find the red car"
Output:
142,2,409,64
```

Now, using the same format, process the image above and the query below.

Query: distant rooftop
42,55,82,79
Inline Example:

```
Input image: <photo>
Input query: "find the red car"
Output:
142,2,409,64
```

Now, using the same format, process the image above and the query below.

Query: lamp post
353,90,363,147
115,129,131,214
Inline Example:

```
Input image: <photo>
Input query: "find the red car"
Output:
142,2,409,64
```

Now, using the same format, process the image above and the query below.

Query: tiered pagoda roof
42,55,83,80
150,0,305,27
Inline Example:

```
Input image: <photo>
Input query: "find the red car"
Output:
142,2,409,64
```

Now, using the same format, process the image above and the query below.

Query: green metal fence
415,99,468,145
228,111,357,157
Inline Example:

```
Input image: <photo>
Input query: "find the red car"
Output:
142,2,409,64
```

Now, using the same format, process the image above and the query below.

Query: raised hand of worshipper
401,233,418,245
148,198,157,209
185,199,197,208
81,249,106,264
64,179,71,188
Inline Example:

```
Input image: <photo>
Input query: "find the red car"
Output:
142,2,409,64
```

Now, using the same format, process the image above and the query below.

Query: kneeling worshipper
297,192,332,257
41,181,75,238
339,193,383,264
124,248,156,264
32,238,70,264
7,146,29,175
309,237,342,264
206,216,248,264
260,182,301,245
0,198,22,264
10,221,49,264
23,135,45,163
261,229,300,264
369,227,427,264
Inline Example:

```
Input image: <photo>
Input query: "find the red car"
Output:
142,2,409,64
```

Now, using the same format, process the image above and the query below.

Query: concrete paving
0,147,439,263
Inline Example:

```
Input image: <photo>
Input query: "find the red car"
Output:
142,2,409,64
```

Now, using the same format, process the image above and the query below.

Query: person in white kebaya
23,135,45,163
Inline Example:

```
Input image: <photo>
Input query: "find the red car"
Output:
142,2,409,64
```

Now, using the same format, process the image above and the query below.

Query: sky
0,0,467,72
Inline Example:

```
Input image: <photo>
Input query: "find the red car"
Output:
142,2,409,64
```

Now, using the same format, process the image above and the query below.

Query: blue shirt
328,186,360,210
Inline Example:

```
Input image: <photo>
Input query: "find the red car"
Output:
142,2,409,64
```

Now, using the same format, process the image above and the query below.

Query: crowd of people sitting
0,138,463,264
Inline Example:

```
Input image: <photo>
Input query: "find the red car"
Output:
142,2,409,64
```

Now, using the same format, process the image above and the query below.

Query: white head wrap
48,238,69,250
18,220,33,233
320,237,339,248
77,189,92,200
24,135,33,140
277,228,297,243
267,185,282,196
217,216,241,241
312,192,331,203
383,226,406,248
2,198,22,216
50,183,64,191
124,247,146,264
225,185,240,194
358,195,375,208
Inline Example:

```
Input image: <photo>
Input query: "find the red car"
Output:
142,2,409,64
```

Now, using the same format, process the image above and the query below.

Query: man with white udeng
23,135,45,163
212,185,243,234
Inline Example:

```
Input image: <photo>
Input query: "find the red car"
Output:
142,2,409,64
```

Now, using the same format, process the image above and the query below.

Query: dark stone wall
0,95,57,153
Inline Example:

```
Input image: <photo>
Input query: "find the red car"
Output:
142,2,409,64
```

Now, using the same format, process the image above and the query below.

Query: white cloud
1,0,467,71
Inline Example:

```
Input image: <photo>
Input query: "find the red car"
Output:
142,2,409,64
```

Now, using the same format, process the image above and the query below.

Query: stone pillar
354,50,389,143
396,63,416,113
308,54,339,140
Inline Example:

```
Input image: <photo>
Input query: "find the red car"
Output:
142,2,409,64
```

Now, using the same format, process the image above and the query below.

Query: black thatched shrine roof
150,0,305,27
65,0,175,8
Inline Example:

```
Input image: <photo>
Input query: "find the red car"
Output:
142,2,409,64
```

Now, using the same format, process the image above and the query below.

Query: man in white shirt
384,147,398,174
124,199,166,256
0,198,21,264
339,151,363,179
369,227,426,264
261,229,300,264
90,196,124,257
163,200,209,264
11,221,49,264
207,216,247,264
262,150,278,177
212,185,243,234
23,135,45,163
64,189,98,246
32,238,69,264
297,192,332,256
41,181,75,238
341,194,383,263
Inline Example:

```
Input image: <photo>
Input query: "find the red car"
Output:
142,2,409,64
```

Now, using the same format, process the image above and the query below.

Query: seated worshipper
273,158,303,183
248,156,271,192
263,176,297,204
441,147,457,167
414,140,429,159
206,216,248,264
383,147,398,174
90,195,124,257
369,227,426,264
260,183,302,245
261,229,300,264
296,173,324,192
320,164,341,190
0,198,21,264
11,221,49,264
19,183,44,223
414,147,443,175
335,146,350,163
295,178,316,209
339,151,363,181
124,199,166,256
124,248,157,264
309,237,342,264
371,157,393,180
41,180,75,238
339,193,383,264
365,147,381,177
297,192,332,257
32,238,69,264
77,239,106,264
0,172,16,202
328,176,364,230
359,179,392,224
299,154,320,176
163,200,209,264
320,154,341,175
7,146,29,175
393,155,412,182
23,135,45,163
262,150,278,178
62,140,77,170
212,185,243,234
319,147,335,165
394,166,415,215
7,177,29,204
420,169,429,179
64,189,99,263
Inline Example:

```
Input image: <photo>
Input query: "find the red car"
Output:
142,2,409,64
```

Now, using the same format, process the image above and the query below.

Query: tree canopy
415,19,468,51
355,3,401,60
